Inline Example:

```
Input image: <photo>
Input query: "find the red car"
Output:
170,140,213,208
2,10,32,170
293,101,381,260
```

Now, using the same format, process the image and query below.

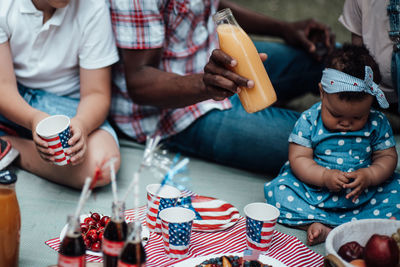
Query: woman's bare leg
3,129,120,189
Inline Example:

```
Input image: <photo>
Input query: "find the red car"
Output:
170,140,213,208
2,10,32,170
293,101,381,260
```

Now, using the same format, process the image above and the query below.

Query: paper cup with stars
35,115,71,166
146,183,181,233
244,202,280,251
159,207,195,258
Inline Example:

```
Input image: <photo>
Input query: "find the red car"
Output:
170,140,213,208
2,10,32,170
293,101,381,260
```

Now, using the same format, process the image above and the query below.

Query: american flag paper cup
35,115,71,166
146,184,181,233
159,207,195,259
244,202,280,252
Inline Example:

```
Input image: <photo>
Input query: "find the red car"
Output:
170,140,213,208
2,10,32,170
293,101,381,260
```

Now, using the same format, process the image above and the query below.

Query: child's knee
91,154,121,188
92,176,111,188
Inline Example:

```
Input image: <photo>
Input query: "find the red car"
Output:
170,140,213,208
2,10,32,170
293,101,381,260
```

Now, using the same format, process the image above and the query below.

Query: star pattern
157,198,178,220
169,222,191,246
59,127,71,149
246,217,262,242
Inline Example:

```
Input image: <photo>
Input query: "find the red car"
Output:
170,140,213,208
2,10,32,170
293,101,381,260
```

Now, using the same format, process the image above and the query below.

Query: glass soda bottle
0,170,21,267
118,221,146,267
58,215,86,267
213,8,277,113
103,201,128,267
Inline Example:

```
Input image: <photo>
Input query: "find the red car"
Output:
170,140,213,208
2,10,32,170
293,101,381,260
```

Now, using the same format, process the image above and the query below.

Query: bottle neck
127,221,142,243
66,215,81,237
111,201,125,222
213,8,239,27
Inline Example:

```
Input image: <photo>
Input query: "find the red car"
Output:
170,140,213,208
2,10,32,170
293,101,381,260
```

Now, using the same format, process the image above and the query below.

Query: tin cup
146,184,181,233
35,115,71,166
159,207,195,259
244,202,280,252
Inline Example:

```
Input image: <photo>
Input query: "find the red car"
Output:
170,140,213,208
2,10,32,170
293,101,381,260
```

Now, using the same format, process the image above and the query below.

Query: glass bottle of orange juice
0,170,21,267
213,8,277,113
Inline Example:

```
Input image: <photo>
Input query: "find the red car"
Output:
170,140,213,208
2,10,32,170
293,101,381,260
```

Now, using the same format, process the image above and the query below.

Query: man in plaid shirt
109,0,334,173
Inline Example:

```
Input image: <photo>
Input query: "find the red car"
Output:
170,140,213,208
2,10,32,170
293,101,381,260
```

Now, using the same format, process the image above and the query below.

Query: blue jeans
164,42,323,174
0,84,118,144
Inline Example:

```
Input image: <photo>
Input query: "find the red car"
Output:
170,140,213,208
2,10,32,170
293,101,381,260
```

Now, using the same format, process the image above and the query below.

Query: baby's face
320,92,374,132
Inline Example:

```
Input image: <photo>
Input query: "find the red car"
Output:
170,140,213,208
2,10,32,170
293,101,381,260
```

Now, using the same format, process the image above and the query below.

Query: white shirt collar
20,0,68,27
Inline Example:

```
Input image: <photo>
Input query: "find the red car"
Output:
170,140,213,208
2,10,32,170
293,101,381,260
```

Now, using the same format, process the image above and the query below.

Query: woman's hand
343,169,372,202
322,169,349,192
66,117,88,165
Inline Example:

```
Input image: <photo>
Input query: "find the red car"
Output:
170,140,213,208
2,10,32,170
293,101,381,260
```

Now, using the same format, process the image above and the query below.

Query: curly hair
324,44,381,102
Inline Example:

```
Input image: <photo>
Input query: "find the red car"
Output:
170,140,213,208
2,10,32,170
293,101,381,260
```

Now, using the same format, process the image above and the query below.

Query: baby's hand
322,169,349,192
343,169,372,202
66,117,88,165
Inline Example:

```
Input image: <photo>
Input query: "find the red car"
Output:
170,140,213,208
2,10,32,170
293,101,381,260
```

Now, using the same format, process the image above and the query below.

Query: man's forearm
125,66,210,109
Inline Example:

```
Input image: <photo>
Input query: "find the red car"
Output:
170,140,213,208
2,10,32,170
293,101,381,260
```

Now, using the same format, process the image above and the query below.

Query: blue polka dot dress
264,102,400,226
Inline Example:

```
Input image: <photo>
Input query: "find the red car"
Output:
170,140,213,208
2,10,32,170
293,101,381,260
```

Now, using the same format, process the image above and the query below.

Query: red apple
338,241,364,262
364,234,399,267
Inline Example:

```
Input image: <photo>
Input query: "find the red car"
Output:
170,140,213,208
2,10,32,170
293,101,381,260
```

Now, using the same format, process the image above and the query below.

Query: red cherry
80,223,89,234
100,216,110,226
96,222,102,228
91,212,101,222
91,241,101,252
97,226,104,233
83,237,92,249
84,217,97,229
86,229,98,242
98,232,104,241
86,219,97,228
84,217,93,224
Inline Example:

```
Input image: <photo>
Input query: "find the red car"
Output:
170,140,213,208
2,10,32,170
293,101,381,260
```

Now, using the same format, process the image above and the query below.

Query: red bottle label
118,261,146,267
57,254,85,267
102,238,125,256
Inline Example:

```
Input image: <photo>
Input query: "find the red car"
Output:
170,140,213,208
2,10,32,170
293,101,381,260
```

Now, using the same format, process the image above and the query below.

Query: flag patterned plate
171,252,288,267
181,195,240,232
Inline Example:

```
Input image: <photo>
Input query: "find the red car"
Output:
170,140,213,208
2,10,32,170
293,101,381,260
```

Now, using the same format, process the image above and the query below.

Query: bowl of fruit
60,212,110,256
325,219,400,267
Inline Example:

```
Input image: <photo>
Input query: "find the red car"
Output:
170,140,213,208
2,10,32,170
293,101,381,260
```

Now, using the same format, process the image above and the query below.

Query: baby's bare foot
307,222,332,246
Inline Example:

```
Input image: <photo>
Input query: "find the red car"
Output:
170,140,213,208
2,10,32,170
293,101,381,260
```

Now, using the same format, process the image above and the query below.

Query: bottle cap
0,170,17,184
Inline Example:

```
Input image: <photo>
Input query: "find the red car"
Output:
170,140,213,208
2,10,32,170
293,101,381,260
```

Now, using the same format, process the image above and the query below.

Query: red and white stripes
46,205,324,267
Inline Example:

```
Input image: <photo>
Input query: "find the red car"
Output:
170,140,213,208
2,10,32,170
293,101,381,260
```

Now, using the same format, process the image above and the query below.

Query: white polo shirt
0,0,119,97
339,0,397,103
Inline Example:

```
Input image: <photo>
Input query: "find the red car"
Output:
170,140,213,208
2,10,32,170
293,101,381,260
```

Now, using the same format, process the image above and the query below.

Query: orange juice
214,9,277,113
0,188,21,267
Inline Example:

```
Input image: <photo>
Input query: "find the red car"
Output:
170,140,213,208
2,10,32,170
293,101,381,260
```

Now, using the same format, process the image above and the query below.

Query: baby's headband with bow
321,66,389,109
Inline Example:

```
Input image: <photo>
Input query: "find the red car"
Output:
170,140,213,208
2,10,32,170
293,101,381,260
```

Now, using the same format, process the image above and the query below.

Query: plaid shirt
109,0,231,143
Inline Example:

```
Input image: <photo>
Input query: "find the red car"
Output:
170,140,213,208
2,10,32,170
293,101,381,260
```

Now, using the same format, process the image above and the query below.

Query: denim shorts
0,84,119,145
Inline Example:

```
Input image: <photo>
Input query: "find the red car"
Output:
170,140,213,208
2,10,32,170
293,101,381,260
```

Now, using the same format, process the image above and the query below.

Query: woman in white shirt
0,0,120,188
